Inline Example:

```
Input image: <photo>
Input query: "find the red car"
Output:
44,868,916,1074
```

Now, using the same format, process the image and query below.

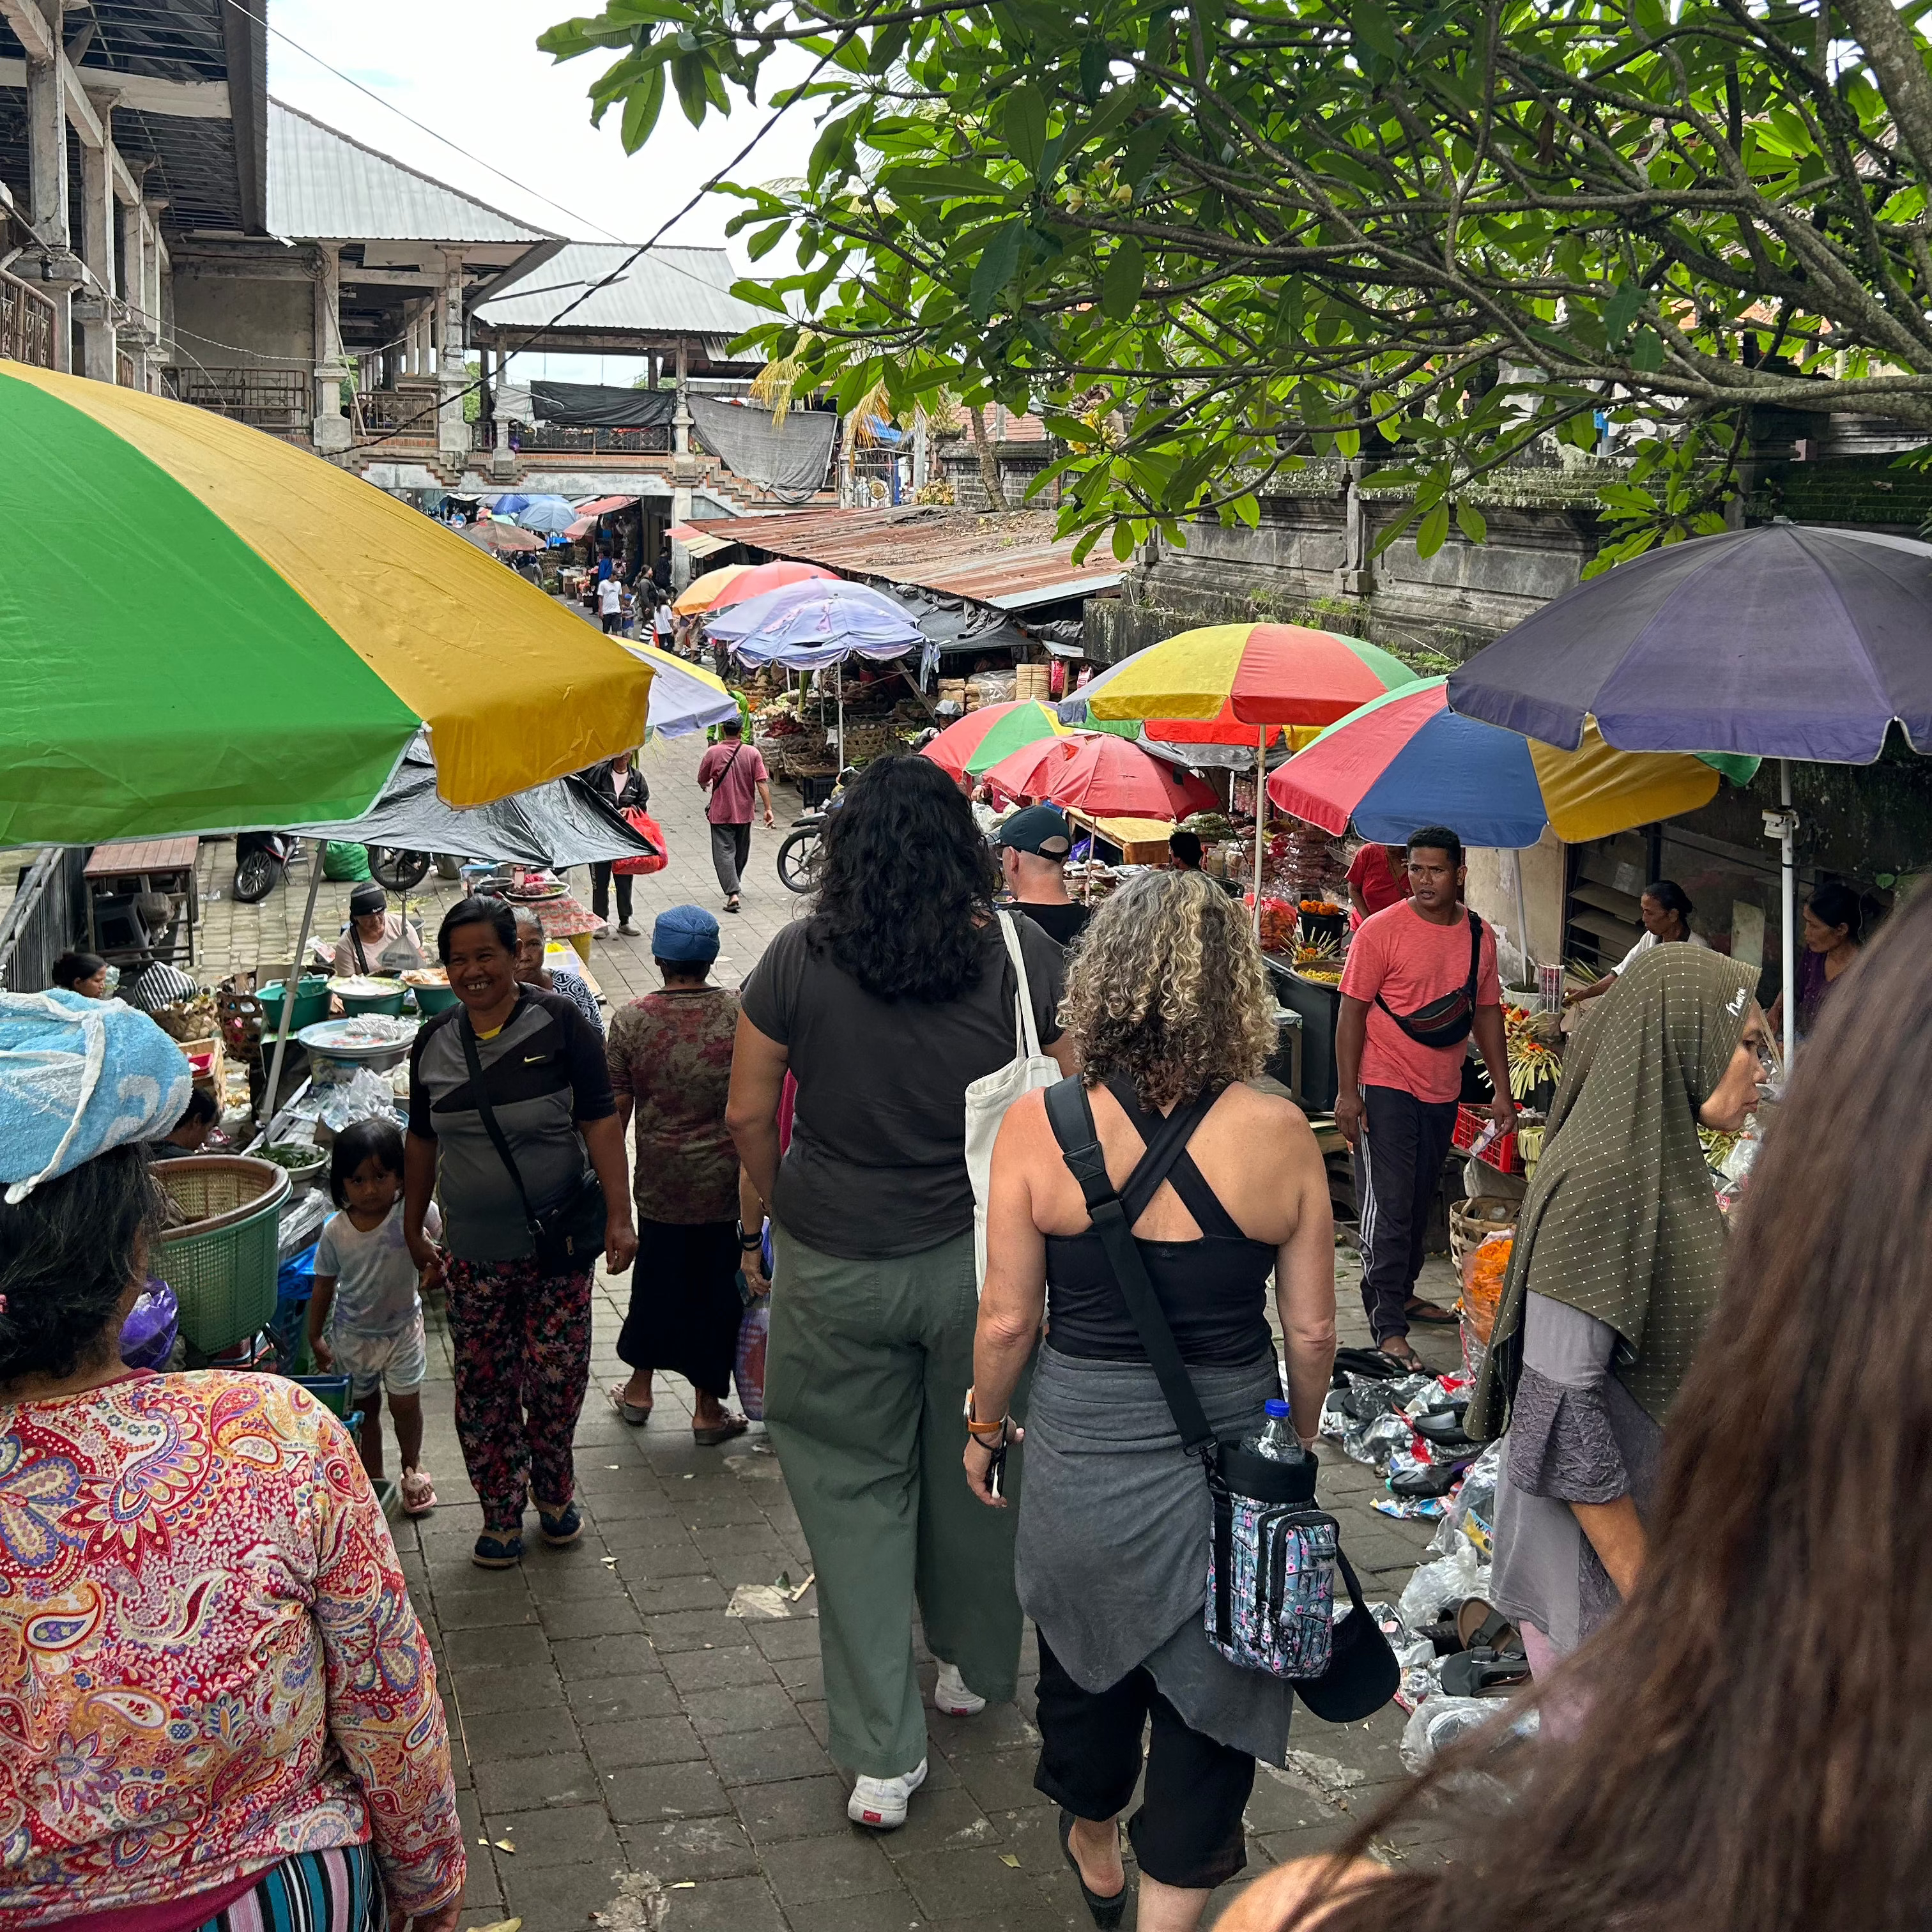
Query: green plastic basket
257,977,330,1036
154,1156,293,1356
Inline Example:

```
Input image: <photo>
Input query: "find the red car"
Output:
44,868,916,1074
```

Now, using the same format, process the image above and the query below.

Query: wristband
963,1388,1008,1443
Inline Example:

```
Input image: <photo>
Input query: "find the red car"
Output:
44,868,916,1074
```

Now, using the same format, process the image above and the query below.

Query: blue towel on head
0,990,193,1202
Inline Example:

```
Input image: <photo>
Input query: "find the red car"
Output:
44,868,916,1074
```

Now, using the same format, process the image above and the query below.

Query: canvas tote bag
964,911,1062,1289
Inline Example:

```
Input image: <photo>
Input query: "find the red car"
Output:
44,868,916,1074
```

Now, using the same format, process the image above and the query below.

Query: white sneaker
933,1661,986,1716
847,1756,928,1830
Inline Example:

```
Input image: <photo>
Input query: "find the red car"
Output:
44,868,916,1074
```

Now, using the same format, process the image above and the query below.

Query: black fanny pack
1376,910,1482,1048
457,1012,606,1271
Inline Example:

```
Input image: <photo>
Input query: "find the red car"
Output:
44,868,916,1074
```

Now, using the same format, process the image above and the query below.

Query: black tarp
291,737,657,868
531,381,677,428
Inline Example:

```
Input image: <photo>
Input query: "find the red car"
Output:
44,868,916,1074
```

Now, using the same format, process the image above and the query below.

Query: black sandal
1440,1646,1533,1698
1059,1809,1127,1929
1405,1294,1460,1326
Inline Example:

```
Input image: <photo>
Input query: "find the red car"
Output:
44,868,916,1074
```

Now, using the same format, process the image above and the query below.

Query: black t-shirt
740,916,1066,1259
1011,899,1090,948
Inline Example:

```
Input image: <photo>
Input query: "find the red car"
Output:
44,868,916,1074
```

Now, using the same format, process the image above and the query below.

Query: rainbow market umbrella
1267,678,1744,850
921,700,1068,781
0,360,654,847
1072,622,1423,923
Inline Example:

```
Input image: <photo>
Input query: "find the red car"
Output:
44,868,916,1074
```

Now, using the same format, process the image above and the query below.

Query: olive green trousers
765,1223,1029,1778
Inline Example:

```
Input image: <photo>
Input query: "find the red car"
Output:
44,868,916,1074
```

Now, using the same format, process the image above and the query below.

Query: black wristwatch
736,1220,763,1250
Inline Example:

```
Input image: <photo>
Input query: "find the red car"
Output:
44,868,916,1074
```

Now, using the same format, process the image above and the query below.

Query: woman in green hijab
1470,944,1772,1679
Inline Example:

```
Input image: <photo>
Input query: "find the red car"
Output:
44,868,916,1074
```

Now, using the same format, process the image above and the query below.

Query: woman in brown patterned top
606,903,755,1444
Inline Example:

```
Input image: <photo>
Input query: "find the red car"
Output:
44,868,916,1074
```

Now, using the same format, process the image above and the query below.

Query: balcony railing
506,420,673,456
165,365,309,436
355,385,441,441
0,270,56,369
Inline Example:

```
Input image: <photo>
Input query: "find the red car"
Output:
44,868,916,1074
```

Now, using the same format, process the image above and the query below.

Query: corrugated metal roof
686,505,1122,611
471,241,771,342
267,100,556,244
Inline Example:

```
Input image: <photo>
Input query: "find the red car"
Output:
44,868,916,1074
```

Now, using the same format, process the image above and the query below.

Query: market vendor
1565,880,1705,1006
1346,841,1413,923
1768,880,1864,1041
334,881,427,977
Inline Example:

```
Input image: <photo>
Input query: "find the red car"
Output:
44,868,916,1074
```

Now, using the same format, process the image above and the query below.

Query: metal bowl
296,1015,418,1072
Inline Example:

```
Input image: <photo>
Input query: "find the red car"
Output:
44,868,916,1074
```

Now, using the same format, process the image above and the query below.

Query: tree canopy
540,0,1932,565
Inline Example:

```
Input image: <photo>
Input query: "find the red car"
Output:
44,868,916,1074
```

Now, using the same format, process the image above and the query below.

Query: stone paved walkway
185,727,1456,1932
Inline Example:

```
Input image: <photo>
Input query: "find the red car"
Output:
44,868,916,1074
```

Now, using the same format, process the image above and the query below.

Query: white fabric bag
965,912,1062,1290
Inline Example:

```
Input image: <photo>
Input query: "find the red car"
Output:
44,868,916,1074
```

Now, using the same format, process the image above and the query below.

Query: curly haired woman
967,870,1336,1932
727,753,1075,1831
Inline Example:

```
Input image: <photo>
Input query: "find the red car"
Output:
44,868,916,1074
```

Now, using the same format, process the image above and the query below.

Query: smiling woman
403,896,637,1570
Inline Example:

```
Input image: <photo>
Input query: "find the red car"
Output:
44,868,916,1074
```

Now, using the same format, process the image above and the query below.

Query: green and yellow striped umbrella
0,361,654,845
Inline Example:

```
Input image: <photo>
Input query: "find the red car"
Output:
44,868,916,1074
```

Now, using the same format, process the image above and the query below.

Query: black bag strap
1374,910,1482,1040
1043,1077,1219,1460
456,1004,539,1238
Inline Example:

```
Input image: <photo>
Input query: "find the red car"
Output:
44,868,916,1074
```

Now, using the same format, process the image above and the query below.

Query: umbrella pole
1252,727,1266,942
838,677,845,770
263,850,324,1132
1513,848,1533,983
1779,757,1797,1066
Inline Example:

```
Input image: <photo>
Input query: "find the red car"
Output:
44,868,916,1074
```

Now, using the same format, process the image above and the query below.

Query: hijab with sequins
1469,943,1760,1437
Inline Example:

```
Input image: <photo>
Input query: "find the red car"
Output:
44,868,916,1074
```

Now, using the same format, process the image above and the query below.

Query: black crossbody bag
457,1011,607,1271
1376,910,1483,1048
1043,1076,1397,1721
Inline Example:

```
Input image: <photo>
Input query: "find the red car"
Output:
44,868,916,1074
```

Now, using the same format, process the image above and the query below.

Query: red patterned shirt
0,1372,463,1926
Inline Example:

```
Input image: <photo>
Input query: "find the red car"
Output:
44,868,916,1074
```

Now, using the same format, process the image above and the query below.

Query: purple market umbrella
1446,521,1932,1057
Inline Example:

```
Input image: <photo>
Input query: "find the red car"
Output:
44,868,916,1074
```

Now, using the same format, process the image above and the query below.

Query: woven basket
155,1156,292,1357
1449,1196,1517,1273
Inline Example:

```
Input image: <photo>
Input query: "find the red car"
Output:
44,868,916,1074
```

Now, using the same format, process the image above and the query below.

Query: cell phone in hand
985,1440,1009,1501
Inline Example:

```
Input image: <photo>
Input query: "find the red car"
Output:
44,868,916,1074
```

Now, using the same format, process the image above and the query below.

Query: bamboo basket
1449,1196,1517,1273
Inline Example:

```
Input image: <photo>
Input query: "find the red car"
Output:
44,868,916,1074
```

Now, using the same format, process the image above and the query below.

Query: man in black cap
995,805,1089,948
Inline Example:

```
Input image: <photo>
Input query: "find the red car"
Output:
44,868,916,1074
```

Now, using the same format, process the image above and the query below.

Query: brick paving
185,726,1455,1932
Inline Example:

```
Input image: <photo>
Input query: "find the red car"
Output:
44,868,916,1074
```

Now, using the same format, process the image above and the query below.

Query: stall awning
576,495,638,518
669,520,735,558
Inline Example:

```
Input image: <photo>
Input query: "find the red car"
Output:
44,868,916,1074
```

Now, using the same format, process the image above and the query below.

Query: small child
308,1118,440,1514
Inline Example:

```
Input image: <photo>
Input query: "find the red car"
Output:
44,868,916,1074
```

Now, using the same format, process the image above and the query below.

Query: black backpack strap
457,1006,538,1240
1043,1077,1218,1460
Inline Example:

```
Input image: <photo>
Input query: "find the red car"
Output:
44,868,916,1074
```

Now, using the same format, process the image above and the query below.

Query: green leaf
969,220,1025,325
1001,86,1048,175
1629,328,1665,372
620,65,667,151
1080,40,1108,103
1121,117,1170,185
868,21,908,74
1416,498,1450,558
1353,0,1402,62
1603,281,1643,342
1455,500,1487,544
1101,238,1144,321
744,219,789,263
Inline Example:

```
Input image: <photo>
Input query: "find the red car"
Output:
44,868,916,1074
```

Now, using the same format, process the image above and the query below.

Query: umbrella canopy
707,578,921,668
0,361,652,843
1077,623,1421,727
673,564,750,615
620,640,741,739
463,520,546,554
1445,523,1932,764
1268,678,1741,849
921,700,1068,780
514,496,579,535
291,735,656,868
708,559,838,610
987,733,1216,820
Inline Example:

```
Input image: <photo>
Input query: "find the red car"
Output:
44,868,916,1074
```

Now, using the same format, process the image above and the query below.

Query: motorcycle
775,768,857,894
233,831,298,904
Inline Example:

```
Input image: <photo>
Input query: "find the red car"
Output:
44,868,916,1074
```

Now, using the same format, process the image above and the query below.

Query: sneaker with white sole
933,1661,986,1716
847,1756,927,1830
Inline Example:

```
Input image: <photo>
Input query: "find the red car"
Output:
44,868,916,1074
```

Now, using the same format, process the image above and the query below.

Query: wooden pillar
26,0,73,371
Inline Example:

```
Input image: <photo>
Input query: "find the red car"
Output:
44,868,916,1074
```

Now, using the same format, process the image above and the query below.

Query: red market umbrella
1006,734,1218,821
709,559,838,610
981,734,1082,802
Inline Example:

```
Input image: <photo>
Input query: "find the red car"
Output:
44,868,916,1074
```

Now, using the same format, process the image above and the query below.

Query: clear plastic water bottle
1245,1398,1308,1464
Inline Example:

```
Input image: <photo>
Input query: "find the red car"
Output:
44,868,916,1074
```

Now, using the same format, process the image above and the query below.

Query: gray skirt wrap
1015,1344,1293,1765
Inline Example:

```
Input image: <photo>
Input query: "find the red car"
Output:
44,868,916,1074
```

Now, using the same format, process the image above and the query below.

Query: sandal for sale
1455,1597,1524,1656
399,1469,438,1517
1332,1347,1407,1383
1440,1646,1532,1698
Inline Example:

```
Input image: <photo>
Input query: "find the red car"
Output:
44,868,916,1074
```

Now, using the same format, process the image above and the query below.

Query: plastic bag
316,1068,397,1133
1460,1231,1512,1344
1429,1439,1503,1558
1397,1542,1489,1632
735,1298,769,1420
120,1281,179,1370
322,841,371,882
277,1188,329,1258
1399,1693,1537,1773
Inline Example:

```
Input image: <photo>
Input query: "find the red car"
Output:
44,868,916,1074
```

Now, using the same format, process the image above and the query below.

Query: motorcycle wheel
233,849,283,904
776,827,823,895
370,847,433,891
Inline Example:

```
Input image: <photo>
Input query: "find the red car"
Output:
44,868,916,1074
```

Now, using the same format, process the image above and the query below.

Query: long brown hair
1287,885,1932,1932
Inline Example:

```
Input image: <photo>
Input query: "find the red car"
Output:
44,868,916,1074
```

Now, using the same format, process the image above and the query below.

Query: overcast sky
268,0,818,381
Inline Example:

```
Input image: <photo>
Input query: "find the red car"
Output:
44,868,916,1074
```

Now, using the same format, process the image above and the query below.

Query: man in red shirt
1335,828,1514,1370
1346,841,1413,922
696,717,775,914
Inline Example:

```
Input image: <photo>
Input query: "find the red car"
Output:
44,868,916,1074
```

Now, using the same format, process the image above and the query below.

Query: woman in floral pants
404,898,637,1568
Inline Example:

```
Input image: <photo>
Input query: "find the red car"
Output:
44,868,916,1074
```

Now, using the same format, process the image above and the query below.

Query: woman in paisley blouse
0,1137,464,1929
606,904,758,1445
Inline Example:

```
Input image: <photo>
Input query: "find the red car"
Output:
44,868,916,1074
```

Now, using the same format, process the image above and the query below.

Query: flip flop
1376,1342,1427,1375
693,1414,749,1446
1405,1296,1460,1325
399,1469,438,1517
610,1388,654,1425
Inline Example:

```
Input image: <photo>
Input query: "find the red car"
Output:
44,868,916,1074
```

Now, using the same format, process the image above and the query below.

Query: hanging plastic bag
613,809,669,877
735,1296,770,1421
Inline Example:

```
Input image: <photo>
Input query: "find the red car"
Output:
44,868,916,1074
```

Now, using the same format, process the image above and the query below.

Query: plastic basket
257,977,330,1036
153,1156,293,1356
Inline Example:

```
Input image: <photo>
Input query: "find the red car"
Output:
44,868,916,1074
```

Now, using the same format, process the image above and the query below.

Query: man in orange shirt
1335,828,1514,1370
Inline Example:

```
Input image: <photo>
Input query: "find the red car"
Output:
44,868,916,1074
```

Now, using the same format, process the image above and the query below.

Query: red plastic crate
1452,1103,1521,1174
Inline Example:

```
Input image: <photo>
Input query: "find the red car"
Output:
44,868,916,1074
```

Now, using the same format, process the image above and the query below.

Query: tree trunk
967,404,1008,510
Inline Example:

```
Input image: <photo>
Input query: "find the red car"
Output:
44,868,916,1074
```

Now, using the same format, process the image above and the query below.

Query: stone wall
168,259,312,367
